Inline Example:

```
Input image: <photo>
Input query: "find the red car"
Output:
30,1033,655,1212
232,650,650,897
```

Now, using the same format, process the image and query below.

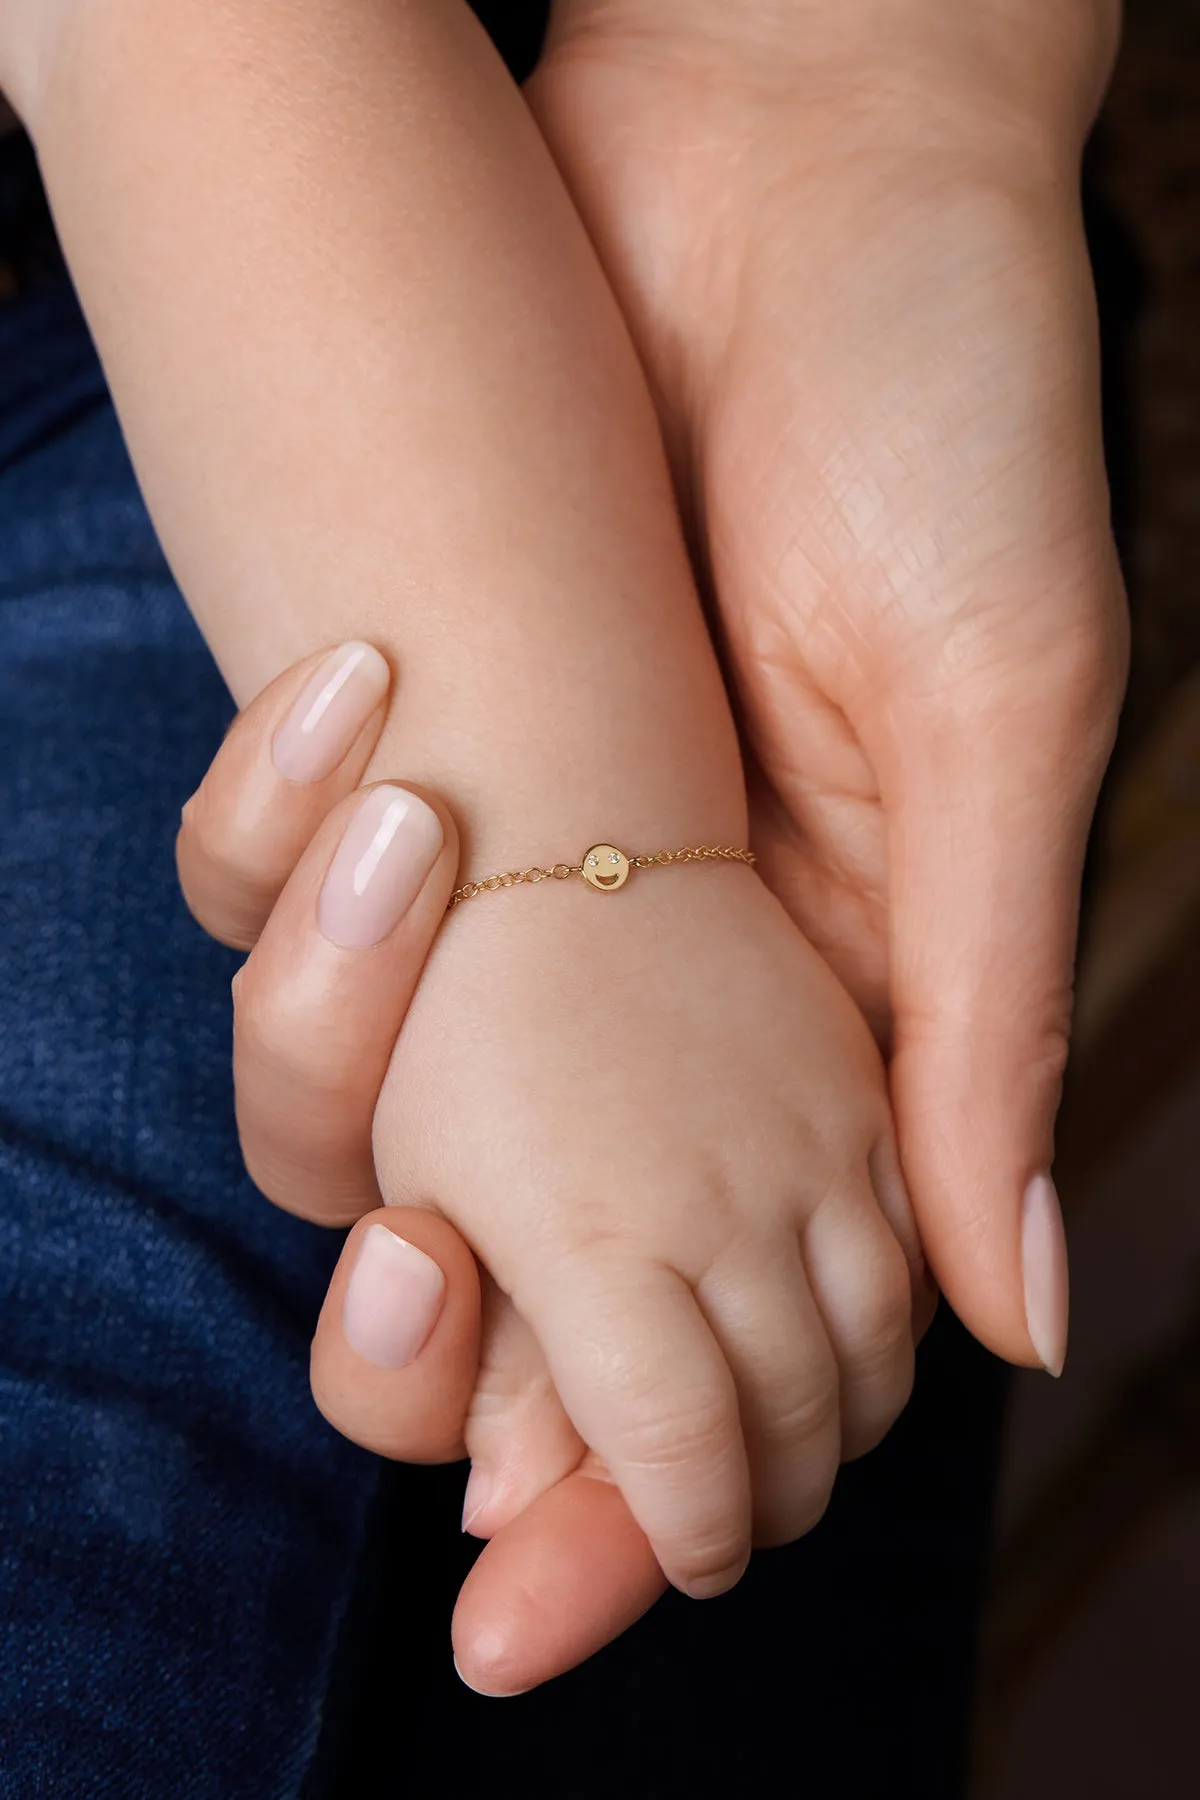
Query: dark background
973,3,1200,1794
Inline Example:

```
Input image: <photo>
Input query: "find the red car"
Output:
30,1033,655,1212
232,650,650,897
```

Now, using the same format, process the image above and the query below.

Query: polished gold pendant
448,841,754,907
581,844,630,891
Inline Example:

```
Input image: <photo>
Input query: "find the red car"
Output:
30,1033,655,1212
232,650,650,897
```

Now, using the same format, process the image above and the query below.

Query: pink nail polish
317,785,443,948
1021,1173,1069,1377
342,1224,446,1368
271,642,389,783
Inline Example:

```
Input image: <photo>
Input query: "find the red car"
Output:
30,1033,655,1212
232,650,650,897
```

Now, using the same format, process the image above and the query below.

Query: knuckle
770,1372,841,1453
842,1329,916,1462
232,970,320,1086
616,1390,737,1477
856,1290,917,1397
239,1131,359,1224
179,785,236,878
610,1391,749,1593
179,793,282,942
1031,1020,1072,1093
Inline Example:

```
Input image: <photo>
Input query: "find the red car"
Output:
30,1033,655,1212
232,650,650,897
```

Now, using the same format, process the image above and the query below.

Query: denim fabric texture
0,275,378,1798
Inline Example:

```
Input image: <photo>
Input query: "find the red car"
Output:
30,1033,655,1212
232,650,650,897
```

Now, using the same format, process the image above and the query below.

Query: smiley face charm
581,844,630,892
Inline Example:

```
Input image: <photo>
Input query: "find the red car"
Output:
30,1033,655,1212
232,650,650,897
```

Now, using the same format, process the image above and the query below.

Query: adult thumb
881,627,1125,1375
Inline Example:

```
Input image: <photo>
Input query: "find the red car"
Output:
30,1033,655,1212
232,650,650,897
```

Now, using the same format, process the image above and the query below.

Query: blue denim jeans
0,270,379,1797
0,245,1005,1799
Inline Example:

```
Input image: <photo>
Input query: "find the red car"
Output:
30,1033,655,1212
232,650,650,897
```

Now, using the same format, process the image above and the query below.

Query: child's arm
1,0,742,871
1,0,920,1600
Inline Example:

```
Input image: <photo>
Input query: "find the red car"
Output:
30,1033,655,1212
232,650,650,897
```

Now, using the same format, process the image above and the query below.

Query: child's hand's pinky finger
311,1208,481,1464
177,641,392,950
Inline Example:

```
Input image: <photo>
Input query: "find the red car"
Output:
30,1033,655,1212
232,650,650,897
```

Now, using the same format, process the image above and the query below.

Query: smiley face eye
609,853,621,864
587,854,598,867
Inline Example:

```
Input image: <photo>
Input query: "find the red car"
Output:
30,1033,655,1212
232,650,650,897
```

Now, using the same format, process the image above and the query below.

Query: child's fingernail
317,785,443,948
272,642,390,783
1021,1172,1069,1378
461,1464,494,1535
342,1224,446,1368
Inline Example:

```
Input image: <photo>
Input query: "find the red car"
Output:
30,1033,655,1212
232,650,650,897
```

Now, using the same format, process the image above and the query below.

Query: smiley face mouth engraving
581,844,631,892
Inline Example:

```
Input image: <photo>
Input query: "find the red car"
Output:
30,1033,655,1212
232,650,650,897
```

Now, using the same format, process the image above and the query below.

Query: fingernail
1021,1173,1069,1377
461,1463,494,1535
317,785,443,948
453,1650,531,1699
341,1223,446,1368
272,642,390,783
680,1558,749,1601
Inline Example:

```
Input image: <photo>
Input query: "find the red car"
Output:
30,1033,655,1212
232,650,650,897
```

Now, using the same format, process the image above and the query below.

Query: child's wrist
362,702,749,881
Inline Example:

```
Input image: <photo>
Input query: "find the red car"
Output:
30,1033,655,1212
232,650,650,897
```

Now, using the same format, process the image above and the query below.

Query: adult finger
453,1467,666,1696
233,780,458,1223
881,607,1127,1374
178,641,391,949
310,1208,481,1462
315,1250,670,1693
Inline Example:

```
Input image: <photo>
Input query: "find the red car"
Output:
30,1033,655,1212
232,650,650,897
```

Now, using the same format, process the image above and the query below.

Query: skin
196,0,1127,1690
180,654,673,1681
2,0,922,1617
3,0,1126,1695
529,0,1129,1360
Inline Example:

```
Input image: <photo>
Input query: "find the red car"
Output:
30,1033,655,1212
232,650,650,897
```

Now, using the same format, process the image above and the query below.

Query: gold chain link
448,843,755,908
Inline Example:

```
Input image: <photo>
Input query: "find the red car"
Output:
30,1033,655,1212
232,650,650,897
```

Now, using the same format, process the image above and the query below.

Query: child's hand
378,837,918,1596
180,646,926,1606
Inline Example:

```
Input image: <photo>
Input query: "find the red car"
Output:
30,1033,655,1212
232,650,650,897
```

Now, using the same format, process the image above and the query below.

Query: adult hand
530,0,1129,1373
177,649,666,1693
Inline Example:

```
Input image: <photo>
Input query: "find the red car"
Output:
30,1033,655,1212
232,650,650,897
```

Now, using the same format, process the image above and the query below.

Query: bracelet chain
448,843,755,908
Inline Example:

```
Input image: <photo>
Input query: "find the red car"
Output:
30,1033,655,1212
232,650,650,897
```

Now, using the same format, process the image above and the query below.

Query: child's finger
802,1185,918,1464
695,1239,842,1549
310,1209,481,1463
459,1278,588,1538
177,641,391,950
522,1258,753,1600
452,1469,667,1696
233,781,458,1224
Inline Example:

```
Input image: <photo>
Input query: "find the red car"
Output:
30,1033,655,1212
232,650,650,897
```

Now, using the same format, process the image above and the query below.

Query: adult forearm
2,0,742,867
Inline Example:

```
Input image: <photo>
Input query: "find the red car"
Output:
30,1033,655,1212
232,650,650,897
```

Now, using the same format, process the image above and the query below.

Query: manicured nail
317,785,443,948
453,1651,531,1699
272,642,390,783
342,1223,446,1368
461,1464,494,1535
1021,1172,1069,1377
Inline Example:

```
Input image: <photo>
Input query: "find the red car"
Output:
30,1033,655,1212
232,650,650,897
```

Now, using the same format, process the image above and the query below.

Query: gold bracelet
448,842,756,908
